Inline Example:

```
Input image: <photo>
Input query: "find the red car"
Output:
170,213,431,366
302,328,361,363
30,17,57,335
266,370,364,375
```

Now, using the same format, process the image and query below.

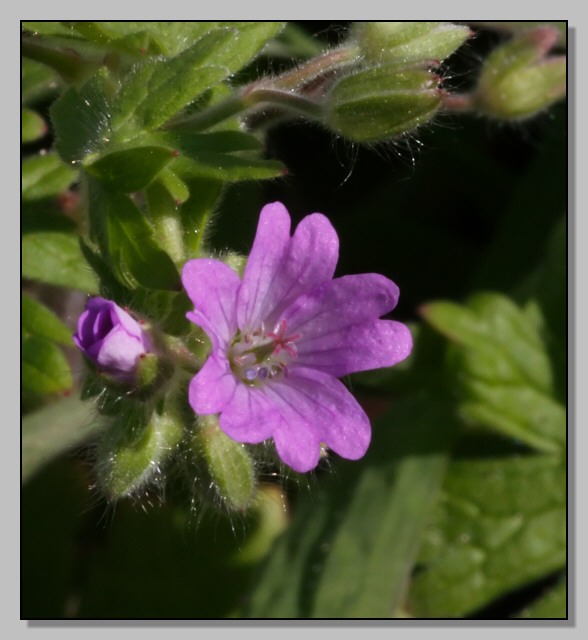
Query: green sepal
95,404,184,500
192,414,257,512
326,65,442,142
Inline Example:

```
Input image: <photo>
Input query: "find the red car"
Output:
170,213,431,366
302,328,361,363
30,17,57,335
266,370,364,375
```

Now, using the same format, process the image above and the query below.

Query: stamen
229,319,301,386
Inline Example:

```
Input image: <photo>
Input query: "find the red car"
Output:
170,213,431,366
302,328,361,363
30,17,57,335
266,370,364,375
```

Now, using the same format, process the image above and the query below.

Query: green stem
440,92,474,113
21,36,101,84
243,88,324,119
164,94,247,132
269,45,360,90
165,46,359,133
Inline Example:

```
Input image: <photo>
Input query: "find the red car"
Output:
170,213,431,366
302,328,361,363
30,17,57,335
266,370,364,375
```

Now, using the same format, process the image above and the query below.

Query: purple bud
73,297,152,381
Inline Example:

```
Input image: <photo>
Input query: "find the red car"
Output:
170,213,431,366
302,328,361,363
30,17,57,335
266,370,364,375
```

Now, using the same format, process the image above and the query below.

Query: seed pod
473,26,566,120
326,65,442,142
354,21,471,66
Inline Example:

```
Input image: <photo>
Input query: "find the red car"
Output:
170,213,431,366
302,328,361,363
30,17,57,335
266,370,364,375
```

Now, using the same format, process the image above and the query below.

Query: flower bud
73,297,152,383
354,21,472,66
473,26,566,120
95,406,184,500
326,66,442,142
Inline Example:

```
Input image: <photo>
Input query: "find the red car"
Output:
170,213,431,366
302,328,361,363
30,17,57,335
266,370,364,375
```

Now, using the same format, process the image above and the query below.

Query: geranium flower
73,297,152,382
182,202,412,472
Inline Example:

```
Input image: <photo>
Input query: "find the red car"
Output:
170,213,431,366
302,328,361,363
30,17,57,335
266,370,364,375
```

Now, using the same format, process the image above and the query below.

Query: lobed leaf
421,293,565,452
514,577,567,618
409,452,566,617
245,394,458,618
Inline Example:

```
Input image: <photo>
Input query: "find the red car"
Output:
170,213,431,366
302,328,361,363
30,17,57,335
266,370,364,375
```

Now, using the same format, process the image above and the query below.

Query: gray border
14,6,583,637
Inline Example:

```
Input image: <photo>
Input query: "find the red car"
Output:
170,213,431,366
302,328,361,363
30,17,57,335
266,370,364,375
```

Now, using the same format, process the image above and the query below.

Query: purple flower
182,202,413,473
73,297,152,381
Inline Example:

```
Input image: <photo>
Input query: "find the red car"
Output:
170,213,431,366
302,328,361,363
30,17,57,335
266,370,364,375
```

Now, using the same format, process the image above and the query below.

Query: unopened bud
96,406,184,500
354,21,471,66
473,27,566,120
326,66,442,142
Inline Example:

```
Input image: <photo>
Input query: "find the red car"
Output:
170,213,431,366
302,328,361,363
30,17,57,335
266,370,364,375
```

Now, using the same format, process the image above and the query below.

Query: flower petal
182,259,240,348
218,384,276,443
93,325,145,372
237,202,339,331
283,273,400,340
295,319,413,377
271,415,322,474
257,367,370,472
188,353,237,415
274,368,371,462
111,303,146,343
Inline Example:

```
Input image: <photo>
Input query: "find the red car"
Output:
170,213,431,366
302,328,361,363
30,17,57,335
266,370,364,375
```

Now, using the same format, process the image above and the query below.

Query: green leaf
177,178,223,256
159,130,285,182
88,181,180,290
113,23,284,132
22,22,78,37
173,153,284,182
70,21,223,57
409,453,566,617
21,152,77,201
22,395,103,483
421,293,565,452
514,577,567,618
22,294,73,345
50,68,112,163
245,394,458,618
21,57,61,107
84,145,176,192
22,231,99,293
519,216,566,403
132,28,235,131
22,108,47,143
22,335,72,398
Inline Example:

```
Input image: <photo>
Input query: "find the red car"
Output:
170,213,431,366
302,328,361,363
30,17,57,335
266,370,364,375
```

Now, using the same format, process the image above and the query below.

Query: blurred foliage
21,21,567,620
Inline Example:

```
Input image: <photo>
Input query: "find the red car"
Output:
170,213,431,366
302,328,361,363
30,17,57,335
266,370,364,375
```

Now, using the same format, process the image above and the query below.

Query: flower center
229,320,300,385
